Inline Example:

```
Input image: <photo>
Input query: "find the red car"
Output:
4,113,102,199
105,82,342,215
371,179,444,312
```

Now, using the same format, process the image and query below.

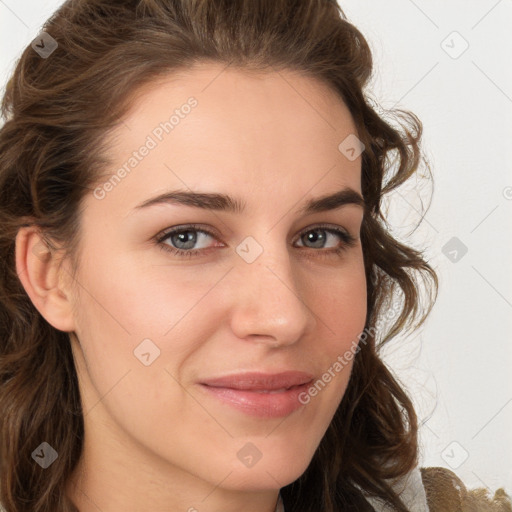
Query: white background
1,0,511,496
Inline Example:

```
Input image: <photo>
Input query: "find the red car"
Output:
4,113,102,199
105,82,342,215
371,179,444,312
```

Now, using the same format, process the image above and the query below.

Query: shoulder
363,465,430,511
420,466,512,512
363,466,512,512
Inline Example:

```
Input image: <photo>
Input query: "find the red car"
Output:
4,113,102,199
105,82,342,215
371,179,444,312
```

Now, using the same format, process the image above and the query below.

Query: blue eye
296,226,355,250
165,229,214,251
156,224,219,258
155,223,357,258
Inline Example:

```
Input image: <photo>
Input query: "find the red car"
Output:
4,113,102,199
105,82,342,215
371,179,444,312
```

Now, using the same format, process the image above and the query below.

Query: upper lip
200,371,314,391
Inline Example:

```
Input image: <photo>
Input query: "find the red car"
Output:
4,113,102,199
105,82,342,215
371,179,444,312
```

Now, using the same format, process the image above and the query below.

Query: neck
65,425,281,512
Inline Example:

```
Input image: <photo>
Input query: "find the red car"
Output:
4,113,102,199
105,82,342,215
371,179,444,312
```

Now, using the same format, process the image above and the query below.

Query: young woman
0,1,510,511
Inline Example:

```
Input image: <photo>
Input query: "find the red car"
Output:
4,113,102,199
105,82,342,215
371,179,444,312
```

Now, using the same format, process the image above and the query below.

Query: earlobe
15,227,76,332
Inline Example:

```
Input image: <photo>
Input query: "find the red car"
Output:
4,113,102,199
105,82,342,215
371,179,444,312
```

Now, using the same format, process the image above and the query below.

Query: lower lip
199,382,311,418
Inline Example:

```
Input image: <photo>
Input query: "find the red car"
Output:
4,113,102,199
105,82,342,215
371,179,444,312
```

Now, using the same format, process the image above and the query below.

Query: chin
219,446,314,491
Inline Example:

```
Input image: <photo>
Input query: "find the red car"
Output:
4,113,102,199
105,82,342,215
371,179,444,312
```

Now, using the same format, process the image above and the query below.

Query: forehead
93,63,362,214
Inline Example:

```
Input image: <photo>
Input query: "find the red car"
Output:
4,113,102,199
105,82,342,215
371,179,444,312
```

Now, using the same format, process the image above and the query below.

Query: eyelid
155,223,355,244
154,222,357,260
293,222,355,244
155,223,222,244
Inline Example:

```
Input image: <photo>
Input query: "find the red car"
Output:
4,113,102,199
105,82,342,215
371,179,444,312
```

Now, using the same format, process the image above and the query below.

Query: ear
15,227,76,332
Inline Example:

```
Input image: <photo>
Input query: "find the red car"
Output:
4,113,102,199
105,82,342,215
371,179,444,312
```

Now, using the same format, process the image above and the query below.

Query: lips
199,371,314,418
200,371,314,391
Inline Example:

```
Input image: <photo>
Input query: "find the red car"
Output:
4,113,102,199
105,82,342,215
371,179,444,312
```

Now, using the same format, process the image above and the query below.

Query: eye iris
303,229,326,248
166,228,337,252
171,230,197,250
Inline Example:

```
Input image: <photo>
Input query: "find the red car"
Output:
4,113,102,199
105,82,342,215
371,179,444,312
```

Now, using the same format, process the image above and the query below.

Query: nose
228,242,315,348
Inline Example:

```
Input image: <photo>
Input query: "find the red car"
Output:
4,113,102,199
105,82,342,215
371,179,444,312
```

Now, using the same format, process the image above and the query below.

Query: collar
274,492,285,512
362,466,430,511
273,466,428,512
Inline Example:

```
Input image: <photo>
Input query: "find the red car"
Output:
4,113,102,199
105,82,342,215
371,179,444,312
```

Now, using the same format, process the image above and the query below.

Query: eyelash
155,223,357,259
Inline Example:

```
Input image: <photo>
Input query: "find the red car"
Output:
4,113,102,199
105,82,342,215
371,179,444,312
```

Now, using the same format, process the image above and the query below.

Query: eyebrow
133,187,365,215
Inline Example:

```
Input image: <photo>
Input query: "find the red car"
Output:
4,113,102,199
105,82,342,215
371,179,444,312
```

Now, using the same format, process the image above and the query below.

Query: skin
16,63,367,512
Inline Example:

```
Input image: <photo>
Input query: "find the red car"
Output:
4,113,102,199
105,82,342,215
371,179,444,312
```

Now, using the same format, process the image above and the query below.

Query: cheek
303,253,367,389
68,241,368,484
307,253,367,334
69,256,211,447
70,252,233,400
74,248,225,341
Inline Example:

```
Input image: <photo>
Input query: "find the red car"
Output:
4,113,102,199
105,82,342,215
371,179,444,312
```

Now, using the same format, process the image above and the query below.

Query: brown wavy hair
0,1,438,510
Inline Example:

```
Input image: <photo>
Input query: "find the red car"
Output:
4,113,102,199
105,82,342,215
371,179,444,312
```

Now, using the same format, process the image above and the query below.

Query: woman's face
65,63,367,508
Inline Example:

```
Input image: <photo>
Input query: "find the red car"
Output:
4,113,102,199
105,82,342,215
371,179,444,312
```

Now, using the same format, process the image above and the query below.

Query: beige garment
275,491,285,511
4,467,510,511
274,466,429,512
362,465,430,511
